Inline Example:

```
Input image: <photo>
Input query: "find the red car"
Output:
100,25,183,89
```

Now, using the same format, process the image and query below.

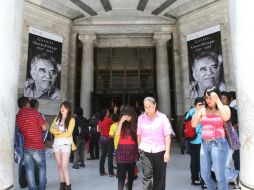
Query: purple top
137,111,171,153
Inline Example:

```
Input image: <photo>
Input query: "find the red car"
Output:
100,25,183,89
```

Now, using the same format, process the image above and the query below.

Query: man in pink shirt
137,97,172,190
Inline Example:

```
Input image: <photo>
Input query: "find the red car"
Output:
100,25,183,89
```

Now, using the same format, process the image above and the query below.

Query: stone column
228,1,254,189
69,33,78,107
153,32,172,116
78,33,96,118
0,0,24,189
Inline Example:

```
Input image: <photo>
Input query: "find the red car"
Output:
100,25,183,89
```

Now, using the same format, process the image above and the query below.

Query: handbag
224,121,240,150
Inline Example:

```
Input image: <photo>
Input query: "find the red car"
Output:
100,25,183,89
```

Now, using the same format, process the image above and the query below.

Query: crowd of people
14,96,173,190
14,88,240,190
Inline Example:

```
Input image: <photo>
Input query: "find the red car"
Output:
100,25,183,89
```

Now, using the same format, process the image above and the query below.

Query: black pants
140,150,167,190
118,162,136,190
99,138,114,175
73,137,85,165
233,149,240,170
19,164,28,188
189,143,201,181
90,132,100,158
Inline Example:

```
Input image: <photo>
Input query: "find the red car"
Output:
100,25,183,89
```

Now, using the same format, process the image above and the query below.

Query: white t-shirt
53,120,72,145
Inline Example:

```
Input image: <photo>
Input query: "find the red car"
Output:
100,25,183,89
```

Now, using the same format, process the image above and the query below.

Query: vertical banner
187,25,225,98
24,27,63,100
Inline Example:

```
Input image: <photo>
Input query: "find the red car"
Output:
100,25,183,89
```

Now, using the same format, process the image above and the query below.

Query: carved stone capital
78,33,97,44
153,32,172,45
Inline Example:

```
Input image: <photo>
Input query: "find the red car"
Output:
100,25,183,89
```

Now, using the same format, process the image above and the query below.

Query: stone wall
174,0,234,115
18,2,72,116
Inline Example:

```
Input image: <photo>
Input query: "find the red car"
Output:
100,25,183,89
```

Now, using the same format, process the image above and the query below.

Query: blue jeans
200,138,228,190
24,149,47,190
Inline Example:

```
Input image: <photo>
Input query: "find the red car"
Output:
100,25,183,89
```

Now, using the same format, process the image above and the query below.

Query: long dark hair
204,86,221,110
57,101,72,130
119,105,137,142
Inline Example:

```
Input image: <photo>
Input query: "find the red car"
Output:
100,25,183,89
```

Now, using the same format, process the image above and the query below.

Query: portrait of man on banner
24,53,61,100
24,28,62,100
187,26,225,98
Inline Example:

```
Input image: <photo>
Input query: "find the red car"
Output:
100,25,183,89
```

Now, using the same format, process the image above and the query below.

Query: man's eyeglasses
197,103,204,106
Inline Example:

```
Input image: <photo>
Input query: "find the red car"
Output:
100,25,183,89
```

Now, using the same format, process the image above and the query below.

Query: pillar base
3,184,13,190
240,180,254,190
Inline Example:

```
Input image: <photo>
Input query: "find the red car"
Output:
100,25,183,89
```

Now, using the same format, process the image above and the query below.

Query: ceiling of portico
26,0,220,23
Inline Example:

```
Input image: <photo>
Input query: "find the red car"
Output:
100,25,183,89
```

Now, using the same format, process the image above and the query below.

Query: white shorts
52,144,71,153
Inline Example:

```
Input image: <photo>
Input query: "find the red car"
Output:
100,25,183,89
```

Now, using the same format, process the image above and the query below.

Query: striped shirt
16,107,46,150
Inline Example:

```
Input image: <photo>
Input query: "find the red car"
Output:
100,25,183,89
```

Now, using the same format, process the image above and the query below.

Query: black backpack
75,117,89,140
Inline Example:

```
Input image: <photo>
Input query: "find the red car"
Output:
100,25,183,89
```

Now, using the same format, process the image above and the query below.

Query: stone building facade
1,0,254,189
18,0,234,120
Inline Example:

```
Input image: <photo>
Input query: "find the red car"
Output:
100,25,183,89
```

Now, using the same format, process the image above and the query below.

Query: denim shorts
53,144,71,153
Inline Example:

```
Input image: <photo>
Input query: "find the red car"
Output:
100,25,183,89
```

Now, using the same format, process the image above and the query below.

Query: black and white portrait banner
187,25,225,99
24,27,63,100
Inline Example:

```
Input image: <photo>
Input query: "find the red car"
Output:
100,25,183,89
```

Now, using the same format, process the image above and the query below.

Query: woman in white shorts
50,101,76,190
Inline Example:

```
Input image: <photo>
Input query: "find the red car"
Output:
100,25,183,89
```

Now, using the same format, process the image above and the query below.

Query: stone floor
13,140,235,190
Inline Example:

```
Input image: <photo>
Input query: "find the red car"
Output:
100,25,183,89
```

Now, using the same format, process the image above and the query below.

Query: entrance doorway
91,92,155,114
75,43,176,120
92,47,156,113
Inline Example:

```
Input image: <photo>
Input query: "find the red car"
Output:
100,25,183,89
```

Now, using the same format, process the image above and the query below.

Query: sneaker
191,180,201,186
234,185,241,190
79,163,85,167
234,175,241,189
100,172,108,176
201,184,207,189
